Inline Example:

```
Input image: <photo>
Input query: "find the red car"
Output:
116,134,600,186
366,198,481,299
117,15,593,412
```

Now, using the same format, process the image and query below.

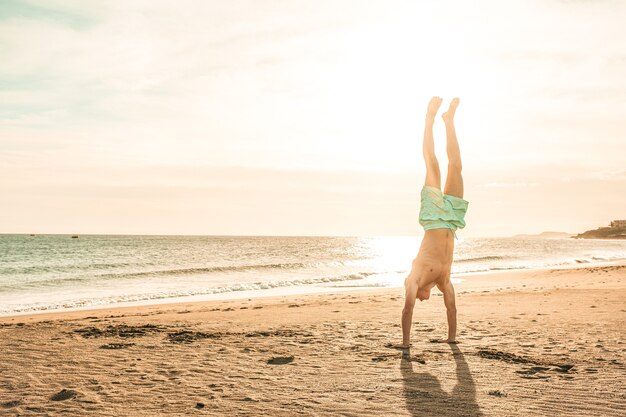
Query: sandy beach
1,263,624,416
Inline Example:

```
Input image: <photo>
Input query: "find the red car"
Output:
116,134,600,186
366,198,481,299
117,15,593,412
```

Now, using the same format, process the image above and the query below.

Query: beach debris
242,396,259,402
477,348,576,378
246,331,272,337
99,342,135,349
488,390,507,397
478,349,575,370
429,339,459,344
477,349,532,364
167,331,223,344
384,343,410,351
267,356,294,365
410,356,427,364
195,402,205,409
516,366,550,376
552,364,575,373
245,329,313,338
50,389,78,401
1,400,24,408
74,324,163,338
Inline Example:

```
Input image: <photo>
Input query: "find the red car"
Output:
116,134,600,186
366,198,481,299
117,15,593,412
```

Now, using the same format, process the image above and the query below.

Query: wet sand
1,264,625,416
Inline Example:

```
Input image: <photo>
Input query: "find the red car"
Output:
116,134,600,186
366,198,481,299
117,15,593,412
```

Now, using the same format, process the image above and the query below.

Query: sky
1,0,625,237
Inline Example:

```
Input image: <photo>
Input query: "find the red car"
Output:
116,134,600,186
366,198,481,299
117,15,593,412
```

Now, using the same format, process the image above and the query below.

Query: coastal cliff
574,224,626,239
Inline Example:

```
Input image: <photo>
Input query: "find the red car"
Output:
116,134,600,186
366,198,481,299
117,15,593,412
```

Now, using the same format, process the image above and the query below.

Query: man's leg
424,96,443,189
442,98,463,199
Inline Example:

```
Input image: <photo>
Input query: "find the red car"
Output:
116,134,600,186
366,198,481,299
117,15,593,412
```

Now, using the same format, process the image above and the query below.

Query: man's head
416,287,431,301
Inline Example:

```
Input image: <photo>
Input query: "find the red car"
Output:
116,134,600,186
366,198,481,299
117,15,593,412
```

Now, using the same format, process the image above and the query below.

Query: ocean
1,234,625,316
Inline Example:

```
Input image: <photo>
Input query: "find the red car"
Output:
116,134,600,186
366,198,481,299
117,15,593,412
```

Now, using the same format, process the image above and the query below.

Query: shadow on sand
401,344,482,417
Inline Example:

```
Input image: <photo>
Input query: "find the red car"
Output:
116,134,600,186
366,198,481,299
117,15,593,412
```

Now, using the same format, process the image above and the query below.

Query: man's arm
401,277,418,347
439,281,457,342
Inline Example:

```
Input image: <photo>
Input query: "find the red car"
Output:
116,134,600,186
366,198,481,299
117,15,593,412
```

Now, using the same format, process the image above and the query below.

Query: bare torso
409,229,455,295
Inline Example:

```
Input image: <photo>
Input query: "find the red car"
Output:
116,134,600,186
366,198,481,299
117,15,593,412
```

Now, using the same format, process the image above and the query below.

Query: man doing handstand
399,96,468,348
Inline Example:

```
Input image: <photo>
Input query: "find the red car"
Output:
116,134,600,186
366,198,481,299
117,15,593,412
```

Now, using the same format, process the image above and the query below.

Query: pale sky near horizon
1,0,625,237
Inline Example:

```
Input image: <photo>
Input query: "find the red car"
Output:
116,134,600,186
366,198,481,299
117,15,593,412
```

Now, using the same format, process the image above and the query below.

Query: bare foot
426,96,443,122
442,97,460,124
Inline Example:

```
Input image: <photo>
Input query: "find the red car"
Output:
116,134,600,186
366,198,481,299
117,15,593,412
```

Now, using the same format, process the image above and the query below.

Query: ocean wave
328,282,388,288
97,262,310,278
453,256,626,274
0,261,136,275
454,255,509,263
5,262,311,289
489,266,529,271
0,272,372,315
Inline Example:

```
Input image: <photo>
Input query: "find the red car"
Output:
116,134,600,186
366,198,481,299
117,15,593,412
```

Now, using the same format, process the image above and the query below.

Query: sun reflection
356,236,421,286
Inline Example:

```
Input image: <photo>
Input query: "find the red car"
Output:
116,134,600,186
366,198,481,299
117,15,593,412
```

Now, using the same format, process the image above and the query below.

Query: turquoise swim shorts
419,186,469,232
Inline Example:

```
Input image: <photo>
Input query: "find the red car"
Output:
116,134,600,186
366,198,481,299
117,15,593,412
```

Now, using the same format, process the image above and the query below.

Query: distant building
610,220,626,228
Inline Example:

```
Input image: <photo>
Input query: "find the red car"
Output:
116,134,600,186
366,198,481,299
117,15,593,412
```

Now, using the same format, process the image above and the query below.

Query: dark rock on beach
49,389,78,401
267,356,294,365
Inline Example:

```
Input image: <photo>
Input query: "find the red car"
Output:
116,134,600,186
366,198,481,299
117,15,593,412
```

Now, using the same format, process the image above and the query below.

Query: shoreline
3,233,624,319
3,260,624,323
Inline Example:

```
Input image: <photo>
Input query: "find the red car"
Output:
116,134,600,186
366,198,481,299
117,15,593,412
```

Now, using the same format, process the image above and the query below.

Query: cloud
0,1,625,235
0,0,102,29
476,182,540,188
0,0,360,131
